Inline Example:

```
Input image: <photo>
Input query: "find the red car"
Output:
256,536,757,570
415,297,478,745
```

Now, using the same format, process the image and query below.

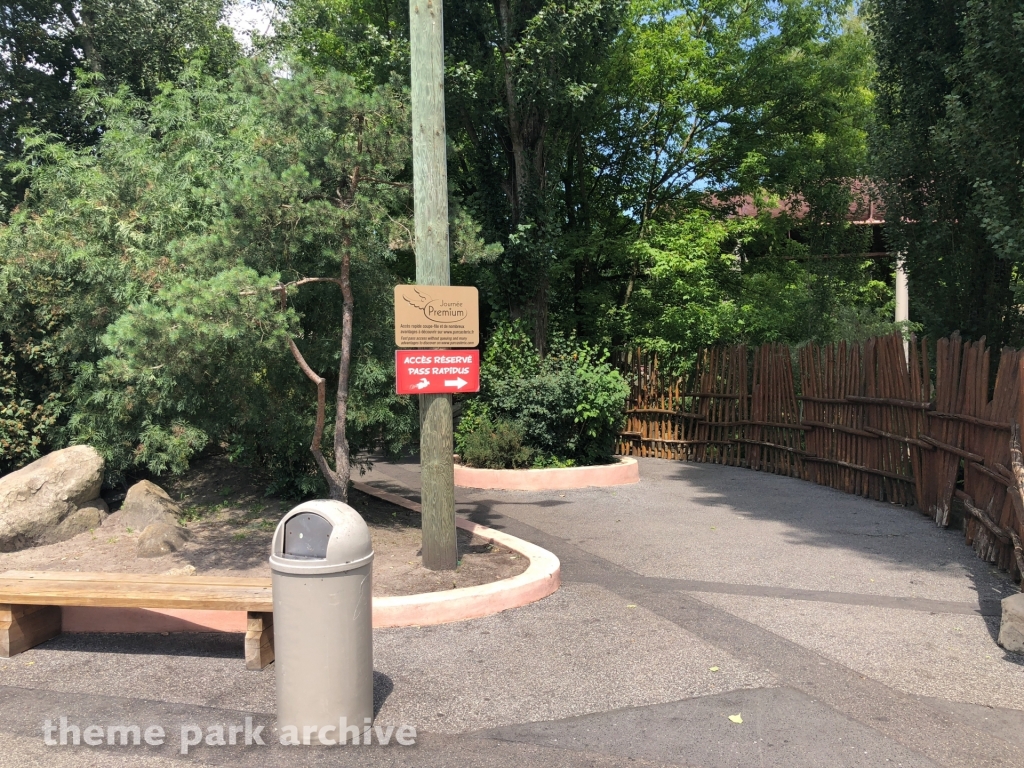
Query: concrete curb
355,479,560,628
454,456,639,491
63,480,560,634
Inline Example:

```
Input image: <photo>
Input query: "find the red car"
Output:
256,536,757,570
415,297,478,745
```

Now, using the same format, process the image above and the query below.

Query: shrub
455,322,628,468
458,416,535,469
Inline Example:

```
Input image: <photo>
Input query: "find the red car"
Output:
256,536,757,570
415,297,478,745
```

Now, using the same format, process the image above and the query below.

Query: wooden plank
918,434,985,463
993,462,1015,481
0,571,270,588
1011,530,1024,587
968,461,1011,488
803,420,876,439
929,412,1012,431
0,572,272,612
624,409,706,419
0,604,62,658
245,611,274,670
634,438,733,446
861,426,933,449
803,455,911,482
955,490,1010,543
845,395,933,410
731,439,808,456
713,421,808,430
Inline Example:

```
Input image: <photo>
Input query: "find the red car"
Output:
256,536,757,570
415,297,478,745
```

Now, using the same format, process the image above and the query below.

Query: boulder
0,446,106,551
998,592,1024,653
137,522,191,558
120,480,182,531
49,499,109,542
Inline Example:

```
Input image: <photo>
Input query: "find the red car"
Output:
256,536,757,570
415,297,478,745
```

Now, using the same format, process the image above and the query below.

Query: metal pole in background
895,252,909,358
410,0,457,570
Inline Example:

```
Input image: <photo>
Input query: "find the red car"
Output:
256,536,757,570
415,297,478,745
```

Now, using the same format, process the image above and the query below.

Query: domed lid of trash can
269,499,374,575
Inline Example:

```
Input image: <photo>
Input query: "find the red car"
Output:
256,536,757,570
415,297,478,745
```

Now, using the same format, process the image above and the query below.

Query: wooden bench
0,571,274,670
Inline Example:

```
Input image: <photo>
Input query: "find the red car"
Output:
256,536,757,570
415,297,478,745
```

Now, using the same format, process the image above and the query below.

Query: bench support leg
0,604,62,658
245,611,273,670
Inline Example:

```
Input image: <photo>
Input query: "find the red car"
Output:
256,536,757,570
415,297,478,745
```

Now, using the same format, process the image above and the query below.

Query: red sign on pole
395,350,480,395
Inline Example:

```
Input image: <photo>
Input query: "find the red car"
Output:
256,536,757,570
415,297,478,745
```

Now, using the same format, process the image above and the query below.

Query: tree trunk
62,3,102,74
333,247,355,502
280,274,350,502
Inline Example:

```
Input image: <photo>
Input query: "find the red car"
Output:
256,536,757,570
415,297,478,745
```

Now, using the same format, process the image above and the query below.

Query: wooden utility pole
410,0,458,570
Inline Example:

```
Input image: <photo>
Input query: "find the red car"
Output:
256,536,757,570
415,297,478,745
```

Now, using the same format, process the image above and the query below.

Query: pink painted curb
373,514,560,628
64,607,247,633
355,479,561,628
454,456,639,491
64,481,560,634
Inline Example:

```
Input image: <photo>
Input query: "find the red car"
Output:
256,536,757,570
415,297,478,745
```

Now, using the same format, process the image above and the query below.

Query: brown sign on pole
394,285,479,348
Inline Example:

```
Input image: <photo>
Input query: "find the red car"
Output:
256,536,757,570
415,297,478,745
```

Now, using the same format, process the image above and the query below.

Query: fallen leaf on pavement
728,714,742,724
710,666,720,672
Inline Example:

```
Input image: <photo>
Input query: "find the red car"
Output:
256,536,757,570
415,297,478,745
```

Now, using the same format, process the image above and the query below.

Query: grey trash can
270,500,374,745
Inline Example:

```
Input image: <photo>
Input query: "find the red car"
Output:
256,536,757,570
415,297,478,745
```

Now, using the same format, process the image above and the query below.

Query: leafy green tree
867,0,1024,346
606,207,897,367
276,0,626,349
0,62,418,496
0,0,238,214
276,0,877,356
574,0,875,341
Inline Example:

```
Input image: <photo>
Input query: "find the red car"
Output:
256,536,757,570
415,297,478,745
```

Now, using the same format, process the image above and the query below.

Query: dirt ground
0,457,527,597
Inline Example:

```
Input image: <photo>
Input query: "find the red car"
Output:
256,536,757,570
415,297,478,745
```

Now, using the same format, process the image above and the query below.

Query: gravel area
0,457,527,596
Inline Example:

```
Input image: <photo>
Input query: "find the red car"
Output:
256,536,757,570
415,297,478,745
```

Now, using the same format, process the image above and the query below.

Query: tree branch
278,282,345,497
272,277,344,292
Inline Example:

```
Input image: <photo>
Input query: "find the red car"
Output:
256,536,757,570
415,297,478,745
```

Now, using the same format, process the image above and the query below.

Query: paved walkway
1,457,1022,766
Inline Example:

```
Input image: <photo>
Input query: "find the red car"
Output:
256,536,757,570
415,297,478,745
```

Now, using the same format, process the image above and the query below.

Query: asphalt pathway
1,457,1022,766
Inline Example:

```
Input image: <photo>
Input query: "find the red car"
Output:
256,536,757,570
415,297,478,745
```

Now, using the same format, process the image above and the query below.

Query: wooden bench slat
0,571,272,612
0,570,271,588
0,588,272,611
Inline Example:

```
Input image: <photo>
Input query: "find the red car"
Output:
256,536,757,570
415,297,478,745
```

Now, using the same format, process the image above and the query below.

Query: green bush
455,322,628,468
458,416,535,469
0,342,63,475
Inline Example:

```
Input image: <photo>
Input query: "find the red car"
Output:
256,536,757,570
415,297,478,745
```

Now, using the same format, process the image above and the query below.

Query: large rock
120,480,182,531
50,499,109,541
998,592,1024,653
137,522,191,558
0,446,106,551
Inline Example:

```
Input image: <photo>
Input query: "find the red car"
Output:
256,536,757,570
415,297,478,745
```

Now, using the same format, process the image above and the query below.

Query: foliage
604,208,902,366
0,341,63,474
0,0,239,214
866,0,1024,347
571,0,878,351
457,416,535,470
455,322,628,467
0,0,901,489
276,0,879,353
0,62,418,492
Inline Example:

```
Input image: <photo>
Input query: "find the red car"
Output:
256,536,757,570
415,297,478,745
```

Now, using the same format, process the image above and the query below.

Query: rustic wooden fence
616,333,1024,585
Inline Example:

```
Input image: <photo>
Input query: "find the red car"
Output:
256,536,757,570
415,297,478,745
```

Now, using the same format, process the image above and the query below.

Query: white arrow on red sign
395,350,480,395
